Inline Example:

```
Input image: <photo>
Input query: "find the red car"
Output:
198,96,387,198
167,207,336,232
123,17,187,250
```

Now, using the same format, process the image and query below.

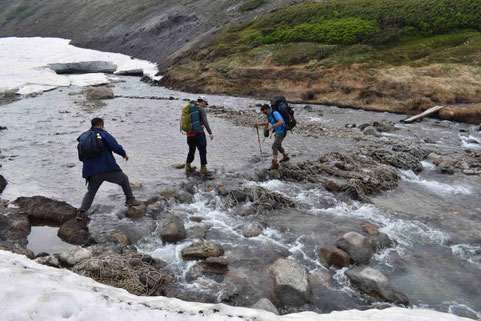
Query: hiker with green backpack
180,96,214,175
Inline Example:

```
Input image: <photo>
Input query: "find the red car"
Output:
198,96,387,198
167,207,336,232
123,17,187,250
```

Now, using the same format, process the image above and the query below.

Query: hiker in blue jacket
255,104,290,169
75,118,140,221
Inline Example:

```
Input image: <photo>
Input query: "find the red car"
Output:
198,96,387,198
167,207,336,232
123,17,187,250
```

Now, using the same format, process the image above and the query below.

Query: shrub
240,0,265,12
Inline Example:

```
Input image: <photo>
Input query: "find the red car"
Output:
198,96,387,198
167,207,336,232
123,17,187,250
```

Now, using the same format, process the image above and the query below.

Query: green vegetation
240,0,265,12
208,0,481,67
6,1,41,21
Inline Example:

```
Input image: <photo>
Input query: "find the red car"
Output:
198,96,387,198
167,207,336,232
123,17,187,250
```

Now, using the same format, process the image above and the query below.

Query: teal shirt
268,110,285,135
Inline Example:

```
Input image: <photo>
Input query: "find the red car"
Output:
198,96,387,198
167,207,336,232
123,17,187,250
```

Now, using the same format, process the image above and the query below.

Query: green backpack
180,103,194,132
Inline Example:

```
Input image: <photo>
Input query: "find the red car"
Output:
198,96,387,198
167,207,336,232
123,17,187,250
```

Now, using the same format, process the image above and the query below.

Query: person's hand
209,134,214,140
124,154,129,161
267,125,274,131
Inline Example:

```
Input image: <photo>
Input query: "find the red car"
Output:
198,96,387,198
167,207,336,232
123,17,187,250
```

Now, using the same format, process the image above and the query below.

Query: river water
1,76,480,319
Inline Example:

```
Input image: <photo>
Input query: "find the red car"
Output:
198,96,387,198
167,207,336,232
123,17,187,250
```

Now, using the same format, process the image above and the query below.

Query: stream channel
0,76,480,319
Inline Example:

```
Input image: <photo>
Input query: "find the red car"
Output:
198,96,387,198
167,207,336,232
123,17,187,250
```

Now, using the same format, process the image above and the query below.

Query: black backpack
77,130,104,159
271,96,296,131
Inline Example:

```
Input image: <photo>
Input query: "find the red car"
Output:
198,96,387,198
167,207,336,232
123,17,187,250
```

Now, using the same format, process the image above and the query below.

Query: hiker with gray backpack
255,96,296,170
180,96,214,175
75,117,140,221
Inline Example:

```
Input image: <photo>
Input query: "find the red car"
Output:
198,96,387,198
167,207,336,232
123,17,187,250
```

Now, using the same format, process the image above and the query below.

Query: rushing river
1,76,480,319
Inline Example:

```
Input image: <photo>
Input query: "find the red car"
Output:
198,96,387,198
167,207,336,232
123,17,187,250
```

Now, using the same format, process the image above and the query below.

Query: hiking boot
75,210,88,222
269,160,279,170
125,198,141,207
185,163,196,174
279,154,290,163
200,165,212,176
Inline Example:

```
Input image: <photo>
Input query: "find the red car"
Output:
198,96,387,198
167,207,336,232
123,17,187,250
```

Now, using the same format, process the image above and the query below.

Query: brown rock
86,87,114,100
433,158,443,166
181,242,224,260
112,233,130,245
361,223,379,235
14,196,76,224
324,178,341,192
126,203,147,218
161,189,176,199
190,216,204,223
320,246,350,268
58,218,95,246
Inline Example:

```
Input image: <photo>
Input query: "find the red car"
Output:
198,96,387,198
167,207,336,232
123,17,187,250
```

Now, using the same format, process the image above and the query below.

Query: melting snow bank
0,37,160,95
0,251,471,321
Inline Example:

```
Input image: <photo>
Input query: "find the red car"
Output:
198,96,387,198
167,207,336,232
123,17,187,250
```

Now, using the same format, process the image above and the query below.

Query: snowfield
0,250,471,321
0,37,159,95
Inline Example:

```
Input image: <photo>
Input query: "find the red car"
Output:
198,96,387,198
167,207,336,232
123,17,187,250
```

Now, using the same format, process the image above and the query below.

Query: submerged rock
15,196,76,224
126,203,148,218
242,223,263,238
181,242,224,260
345,266,409,305
86,86,114,100
335,232,373,265
369,232,395,252
270,258,311,307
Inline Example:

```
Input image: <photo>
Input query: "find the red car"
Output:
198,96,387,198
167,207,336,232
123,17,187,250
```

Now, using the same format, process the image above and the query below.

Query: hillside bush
240,0,265,12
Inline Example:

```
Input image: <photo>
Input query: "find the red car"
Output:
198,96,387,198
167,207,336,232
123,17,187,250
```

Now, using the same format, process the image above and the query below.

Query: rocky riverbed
0,76,480,319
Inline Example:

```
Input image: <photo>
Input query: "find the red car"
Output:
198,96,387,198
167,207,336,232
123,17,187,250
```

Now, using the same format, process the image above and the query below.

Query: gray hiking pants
79,170,134,211
272,132,286,155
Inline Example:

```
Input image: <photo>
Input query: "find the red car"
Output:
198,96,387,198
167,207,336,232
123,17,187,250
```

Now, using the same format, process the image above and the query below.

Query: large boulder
270,258,311,307
181,242,224,260
319,246,350,269
86,86,114,100
14,196,76,224
345,266,409,305
160,216,186,244
57,218,95,246
0,174,6,194
335,232,373,265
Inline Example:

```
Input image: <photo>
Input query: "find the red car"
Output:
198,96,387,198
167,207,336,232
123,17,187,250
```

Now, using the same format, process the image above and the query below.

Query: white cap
197,96,208,105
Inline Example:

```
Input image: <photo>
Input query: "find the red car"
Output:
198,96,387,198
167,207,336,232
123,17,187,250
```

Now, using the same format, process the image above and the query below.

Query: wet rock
161,189,176,199
345,124,356,128
56,247,92,267
160,216,186,243
426,153,441,161
0,174,6,194
433,157,444,166
181,242,224,260
361,223,378,235
112,233,130,245
335,232,373,265
438,162,455,175
217,186,229,196
359,123,370,131
190,216,203,223
126,203,147,218
15,196,76,224
86,86,114,100
242,223,263,238
467,139,479,144
0,207,32,258
205,257,229,269
345,266,409,305
270,258,311,307
186,258,228,281
58,218,96,246
187,225,210,239
35,255,60,268
319,246,350,269
324,178,342,192
373,121,396,132
230,190,248,203
172,163,185,169
251,298,279,315
424,138,437,144
369,233,395,252
175,191,194,204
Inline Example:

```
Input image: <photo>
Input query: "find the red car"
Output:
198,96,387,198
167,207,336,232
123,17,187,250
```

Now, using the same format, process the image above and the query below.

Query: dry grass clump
439,105,481,123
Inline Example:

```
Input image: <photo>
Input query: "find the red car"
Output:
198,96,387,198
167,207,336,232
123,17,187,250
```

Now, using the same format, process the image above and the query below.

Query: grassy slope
161,0,481,122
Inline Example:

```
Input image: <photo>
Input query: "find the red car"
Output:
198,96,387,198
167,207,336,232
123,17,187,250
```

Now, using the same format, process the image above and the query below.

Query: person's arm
256,121,269,127
102,131,127,158
268,112,284,130
199,108,213,135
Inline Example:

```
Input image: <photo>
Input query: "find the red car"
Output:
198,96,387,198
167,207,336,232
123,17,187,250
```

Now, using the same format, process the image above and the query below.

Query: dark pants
79,170,134,211
272,132,286,155
186,132,207,166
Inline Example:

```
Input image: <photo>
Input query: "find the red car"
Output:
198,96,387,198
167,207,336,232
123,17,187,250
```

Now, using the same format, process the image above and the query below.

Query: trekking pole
255,125,263,158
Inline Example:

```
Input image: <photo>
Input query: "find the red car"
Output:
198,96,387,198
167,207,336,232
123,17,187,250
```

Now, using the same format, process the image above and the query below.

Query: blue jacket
77,128,126,178
268,110,285,135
